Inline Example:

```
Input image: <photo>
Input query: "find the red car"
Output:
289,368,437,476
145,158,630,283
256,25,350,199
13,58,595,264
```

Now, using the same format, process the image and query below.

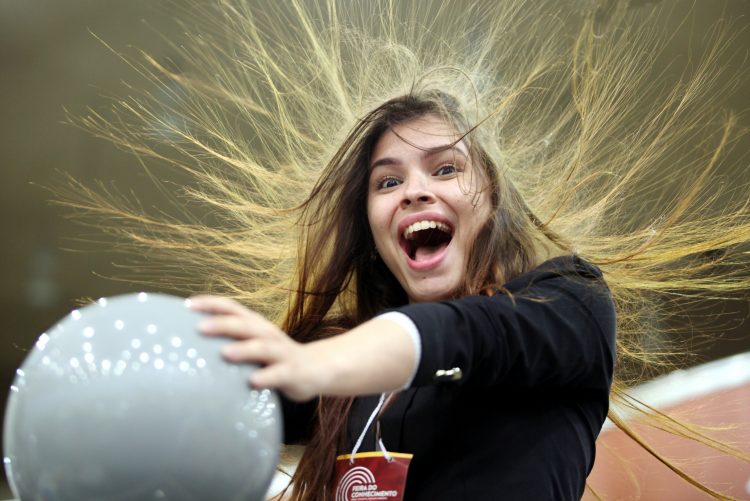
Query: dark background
1,1,749,497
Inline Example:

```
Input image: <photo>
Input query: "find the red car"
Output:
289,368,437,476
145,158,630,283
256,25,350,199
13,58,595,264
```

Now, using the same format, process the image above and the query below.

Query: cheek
459,194,492,240
366,199,386,244
366,196,375,227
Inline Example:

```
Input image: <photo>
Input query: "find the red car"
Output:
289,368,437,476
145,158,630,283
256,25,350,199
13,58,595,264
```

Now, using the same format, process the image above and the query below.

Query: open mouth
400,220,453,262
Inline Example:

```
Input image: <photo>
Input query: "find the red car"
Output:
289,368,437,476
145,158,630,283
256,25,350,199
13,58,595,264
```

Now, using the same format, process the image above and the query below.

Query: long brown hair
61,1,750,499
283,90,560,499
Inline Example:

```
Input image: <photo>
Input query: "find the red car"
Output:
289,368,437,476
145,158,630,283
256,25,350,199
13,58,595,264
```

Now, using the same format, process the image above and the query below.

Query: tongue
414,242,448,262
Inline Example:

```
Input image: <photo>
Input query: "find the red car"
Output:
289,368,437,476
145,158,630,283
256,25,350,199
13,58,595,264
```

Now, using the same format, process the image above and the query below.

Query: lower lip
405,241,451,272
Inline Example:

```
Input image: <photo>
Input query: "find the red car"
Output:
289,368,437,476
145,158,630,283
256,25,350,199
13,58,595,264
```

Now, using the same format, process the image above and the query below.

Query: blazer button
434,367,463,382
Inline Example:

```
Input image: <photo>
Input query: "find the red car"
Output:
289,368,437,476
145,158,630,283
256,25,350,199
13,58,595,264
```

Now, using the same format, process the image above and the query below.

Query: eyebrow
369,145,469,171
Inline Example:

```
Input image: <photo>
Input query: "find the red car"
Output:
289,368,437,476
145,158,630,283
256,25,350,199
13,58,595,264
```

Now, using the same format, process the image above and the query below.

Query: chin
405,280,458,303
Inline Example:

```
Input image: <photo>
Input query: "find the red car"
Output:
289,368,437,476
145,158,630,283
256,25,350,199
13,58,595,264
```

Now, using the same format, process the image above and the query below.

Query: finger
248,364,286,388
222,338,288,364
199,314,280,340
249,364,294,392
187,295,251,317
250,365,316,402
199,311,284,339
190,296,276,330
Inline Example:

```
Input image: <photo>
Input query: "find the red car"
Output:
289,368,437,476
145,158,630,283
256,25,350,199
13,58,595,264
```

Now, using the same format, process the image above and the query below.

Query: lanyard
349,393,393,463
334,393,413,501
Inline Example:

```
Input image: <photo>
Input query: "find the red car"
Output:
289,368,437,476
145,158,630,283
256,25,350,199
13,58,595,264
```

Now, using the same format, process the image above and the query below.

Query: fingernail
221,344,238,357
188,297,205,308
199,319,216,333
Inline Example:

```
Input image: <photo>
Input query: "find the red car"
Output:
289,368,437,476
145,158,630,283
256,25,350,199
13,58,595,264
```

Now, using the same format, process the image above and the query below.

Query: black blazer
284,256,617,500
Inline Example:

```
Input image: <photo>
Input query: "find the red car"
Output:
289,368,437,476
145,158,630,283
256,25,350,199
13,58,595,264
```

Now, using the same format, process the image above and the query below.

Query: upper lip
397,212,454,237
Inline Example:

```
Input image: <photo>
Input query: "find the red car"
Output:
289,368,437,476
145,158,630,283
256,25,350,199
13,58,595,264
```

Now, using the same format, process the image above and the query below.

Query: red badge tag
334,452,413,501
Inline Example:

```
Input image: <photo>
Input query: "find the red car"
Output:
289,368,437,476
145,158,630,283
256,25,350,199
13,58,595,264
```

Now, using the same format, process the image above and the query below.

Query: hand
189,295,329,401
189,295,418,400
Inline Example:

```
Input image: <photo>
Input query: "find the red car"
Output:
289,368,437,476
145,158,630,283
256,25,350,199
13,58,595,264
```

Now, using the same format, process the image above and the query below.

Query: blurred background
1,0,749,498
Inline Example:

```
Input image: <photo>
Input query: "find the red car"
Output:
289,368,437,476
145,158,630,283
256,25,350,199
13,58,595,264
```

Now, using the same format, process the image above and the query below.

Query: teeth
403,220,451,240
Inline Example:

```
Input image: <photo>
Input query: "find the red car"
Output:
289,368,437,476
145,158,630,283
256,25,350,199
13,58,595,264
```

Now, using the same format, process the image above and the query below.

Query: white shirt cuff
375,311,422,389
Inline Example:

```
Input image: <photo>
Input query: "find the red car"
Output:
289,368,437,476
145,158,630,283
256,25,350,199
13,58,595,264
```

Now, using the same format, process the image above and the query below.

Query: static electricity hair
62,1,750,499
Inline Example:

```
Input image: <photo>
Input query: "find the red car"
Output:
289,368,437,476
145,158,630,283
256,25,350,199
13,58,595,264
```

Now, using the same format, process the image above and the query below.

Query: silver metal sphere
3,293,281,501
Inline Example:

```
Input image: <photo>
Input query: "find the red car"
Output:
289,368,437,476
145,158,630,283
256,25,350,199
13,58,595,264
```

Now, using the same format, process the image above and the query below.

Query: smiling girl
189,92,616,499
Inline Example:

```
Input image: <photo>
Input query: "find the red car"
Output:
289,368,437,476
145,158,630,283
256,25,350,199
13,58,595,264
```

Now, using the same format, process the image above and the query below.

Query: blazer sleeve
394,258,617,390
281,396,318,445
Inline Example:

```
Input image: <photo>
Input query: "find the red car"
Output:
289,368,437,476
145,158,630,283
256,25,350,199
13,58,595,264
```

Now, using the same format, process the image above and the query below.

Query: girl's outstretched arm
189,295,417,402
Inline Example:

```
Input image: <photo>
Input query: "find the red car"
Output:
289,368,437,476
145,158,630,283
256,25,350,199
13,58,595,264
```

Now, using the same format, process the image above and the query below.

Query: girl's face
366,115,492,303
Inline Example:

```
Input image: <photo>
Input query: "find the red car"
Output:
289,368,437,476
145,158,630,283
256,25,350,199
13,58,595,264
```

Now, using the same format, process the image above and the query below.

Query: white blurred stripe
603,351,750,430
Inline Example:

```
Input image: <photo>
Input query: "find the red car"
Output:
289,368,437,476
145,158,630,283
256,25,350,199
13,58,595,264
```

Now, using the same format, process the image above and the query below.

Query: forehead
371,115,468,163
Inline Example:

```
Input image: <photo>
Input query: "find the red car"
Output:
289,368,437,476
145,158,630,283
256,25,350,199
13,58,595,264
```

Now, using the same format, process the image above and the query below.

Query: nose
400,174,435,208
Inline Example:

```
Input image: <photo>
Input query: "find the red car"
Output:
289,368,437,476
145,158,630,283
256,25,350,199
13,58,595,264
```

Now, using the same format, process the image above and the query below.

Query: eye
376,176,401,190
435,164,457,176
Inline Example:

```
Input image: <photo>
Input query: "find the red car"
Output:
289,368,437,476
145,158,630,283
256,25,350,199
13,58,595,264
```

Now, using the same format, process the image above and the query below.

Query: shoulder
447,254,616,355
498,255,613,321
502,255,615,336
503,255,605,293
451,255,613,317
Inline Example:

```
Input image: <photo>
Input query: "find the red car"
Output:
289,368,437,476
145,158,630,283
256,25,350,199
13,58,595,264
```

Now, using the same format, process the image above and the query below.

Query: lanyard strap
349,393,393,463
